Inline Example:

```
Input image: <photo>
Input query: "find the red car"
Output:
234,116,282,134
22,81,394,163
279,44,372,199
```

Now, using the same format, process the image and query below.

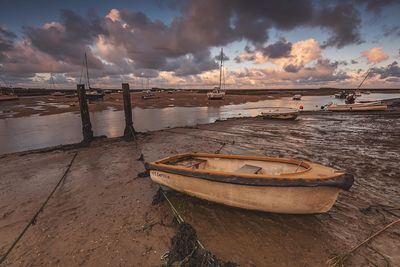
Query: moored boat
146,153,354,214
261,107,298,120
207,48,226,100
207,88,225,100
326,102,387,111
292,94,302,100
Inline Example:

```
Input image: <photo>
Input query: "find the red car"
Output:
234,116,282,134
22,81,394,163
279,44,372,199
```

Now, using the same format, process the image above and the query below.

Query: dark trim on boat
145,163,354,191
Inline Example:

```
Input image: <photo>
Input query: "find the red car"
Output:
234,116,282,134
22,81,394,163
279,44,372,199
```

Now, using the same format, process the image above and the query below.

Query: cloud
383,25,400,37
0,1,398,88
262,39,292,58
0,26,17,59
362,47,389,63
357,0,398,13
273,38,321,71
315,3,363,48
370,61,400,79
24,9,106,68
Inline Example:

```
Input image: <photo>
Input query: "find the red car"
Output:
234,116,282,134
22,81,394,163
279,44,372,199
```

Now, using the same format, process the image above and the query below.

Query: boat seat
236,164,262,174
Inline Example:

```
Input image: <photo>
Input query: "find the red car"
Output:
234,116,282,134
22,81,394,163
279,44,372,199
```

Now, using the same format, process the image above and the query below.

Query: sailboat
207,48,226,100
81,53,105,101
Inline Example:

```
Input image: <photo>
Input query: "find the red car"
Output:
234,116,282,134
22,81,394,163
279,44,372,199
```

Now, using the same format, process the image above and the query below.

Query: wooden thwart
236,164,262,174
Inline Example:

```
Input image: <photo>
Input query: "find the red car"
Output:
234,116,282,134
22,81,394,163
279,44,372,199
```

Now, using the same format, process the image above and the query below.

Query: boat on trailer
260,107,299,120
146,153,354,214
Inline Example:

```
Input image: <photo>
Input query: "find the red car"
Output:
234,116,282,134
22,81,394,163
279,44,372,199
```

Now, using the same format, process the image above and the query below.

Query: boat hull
327,103,387,111
261,113,298,120
150,170,340,214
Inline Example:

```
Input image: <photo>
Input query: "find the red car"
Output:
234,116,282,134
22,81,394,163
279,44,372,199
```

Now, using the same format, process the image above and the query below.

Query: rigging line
0,152,78,265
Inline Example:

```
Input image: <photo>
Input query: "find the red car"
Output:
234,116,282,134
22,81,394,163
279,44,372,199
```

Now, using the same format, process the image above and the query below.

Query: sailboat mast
219,48,223,89
84,52,91,90
357,67,372,90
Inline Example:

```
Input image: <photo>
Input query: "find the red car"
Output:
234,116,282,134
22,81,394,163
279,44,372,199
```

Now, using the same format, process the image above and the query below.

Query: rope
327,218,400,266
160,190,206,252
0,152,78,265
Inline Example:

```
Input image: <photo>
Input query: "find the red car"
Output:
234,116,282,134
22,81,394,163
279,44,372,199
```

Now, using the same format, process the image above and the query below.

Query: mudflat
0,114,399,266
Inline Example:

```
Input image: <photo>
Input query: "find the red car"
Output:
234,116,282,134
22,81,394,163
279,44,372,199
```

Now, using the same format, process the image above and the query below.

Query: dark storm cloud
1,0,397,82
262,39,292,58
284,64,300,73
315,3,363,48
370,61,400,79
164,50,218,76
24,9,106,69
357,0,398,13
0,26,17,59
383,26,400,37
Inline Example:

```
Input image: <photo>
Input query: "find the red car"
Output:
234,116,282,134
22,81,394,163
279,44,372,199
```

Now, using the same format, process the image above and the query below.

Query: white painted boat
207,89,225,100
208,48,226,100
146,153,354,214
261,107,298,120
292,94,302,100
51,92,65,96
326,102,387,111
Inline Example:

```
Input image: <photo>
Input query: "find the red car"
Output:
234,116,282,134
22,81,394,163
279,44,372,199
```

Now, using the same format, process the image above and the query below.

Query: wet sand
0,114,399,266
0,92,276,119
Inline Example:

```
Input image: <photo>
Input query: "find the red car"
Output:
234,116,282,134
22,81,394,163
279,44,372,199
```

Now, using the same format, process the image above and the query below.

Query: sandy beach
0,114,399,266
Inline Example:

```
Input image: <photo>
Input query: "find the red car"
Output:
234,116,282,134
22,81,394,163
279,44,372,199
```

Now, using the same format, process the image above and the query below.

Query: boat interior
162,154,309,176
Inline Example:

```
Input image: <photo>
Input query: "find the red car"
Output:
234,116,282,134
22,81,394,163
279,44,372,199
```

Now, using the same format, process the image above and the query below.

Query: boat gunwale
146,160,354,190
153,153,313,177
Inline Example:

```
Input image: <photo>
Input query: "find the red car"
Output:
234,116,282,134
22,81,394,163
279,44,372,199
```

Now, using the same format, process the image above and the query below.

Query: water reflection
0,93,398,154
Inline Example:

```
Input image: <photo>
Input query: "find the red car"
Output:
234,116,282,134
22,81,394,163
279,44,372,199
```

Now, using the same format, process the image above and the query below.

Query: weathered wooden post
122,83,136,140
77,84,93,143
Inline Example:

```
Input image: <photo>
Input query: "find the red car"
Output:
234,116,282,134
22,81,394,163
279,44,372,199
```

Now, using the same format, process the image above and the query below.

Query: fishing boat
146,153,354,214
207,48,226,100
292,94,302,100
326,102,387,111
260,107,299,120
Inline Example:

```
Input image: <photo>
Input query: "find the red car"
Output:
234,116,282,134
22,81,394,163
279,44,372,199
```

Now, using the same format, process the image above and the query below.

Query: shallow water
0,93,399,154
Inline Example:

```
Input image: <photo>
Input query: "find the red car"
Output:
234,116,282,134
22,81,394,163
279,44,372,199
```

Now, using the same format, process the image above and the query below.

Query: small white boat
326,102,387,111
51,92,65,96
146,153,354,214
207,88,225,100
261,107,298,120
292,94,302,100
208,48,226,100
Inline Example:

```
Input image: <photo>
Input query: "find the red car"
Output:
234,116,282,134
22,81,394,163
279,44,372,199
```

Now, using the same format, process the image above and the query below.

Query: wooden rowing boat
261,107,298,120
146,153,354,214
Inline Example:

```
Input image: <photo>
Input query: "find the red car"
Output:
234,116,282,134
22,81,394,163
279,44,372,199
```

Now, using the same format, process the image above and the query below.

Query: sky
0,0,400,89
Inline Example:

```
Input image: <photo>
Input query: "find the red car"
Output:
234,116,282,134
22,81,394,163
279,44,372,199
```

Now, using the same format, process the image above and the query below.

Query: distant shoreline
1,87,400,97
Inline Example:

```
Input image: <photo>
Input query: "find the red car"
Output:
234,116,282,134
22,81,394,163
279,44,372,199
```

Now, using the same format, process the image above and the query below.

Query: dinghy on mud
260,107,299,120
146,153,354,214
326,102,387,111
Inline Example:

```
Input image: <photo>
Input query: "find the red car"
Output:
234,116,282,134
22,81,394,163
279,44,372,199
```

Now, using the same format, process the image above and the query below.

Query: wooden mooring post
122,83,136,140
77,84,93,143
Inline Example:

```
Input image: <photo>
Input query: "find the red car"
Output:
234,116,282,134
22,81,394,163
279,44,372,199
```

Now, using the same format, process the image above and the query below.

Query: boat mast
219,48,223,90
84,52,91,90
356,68,372,91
